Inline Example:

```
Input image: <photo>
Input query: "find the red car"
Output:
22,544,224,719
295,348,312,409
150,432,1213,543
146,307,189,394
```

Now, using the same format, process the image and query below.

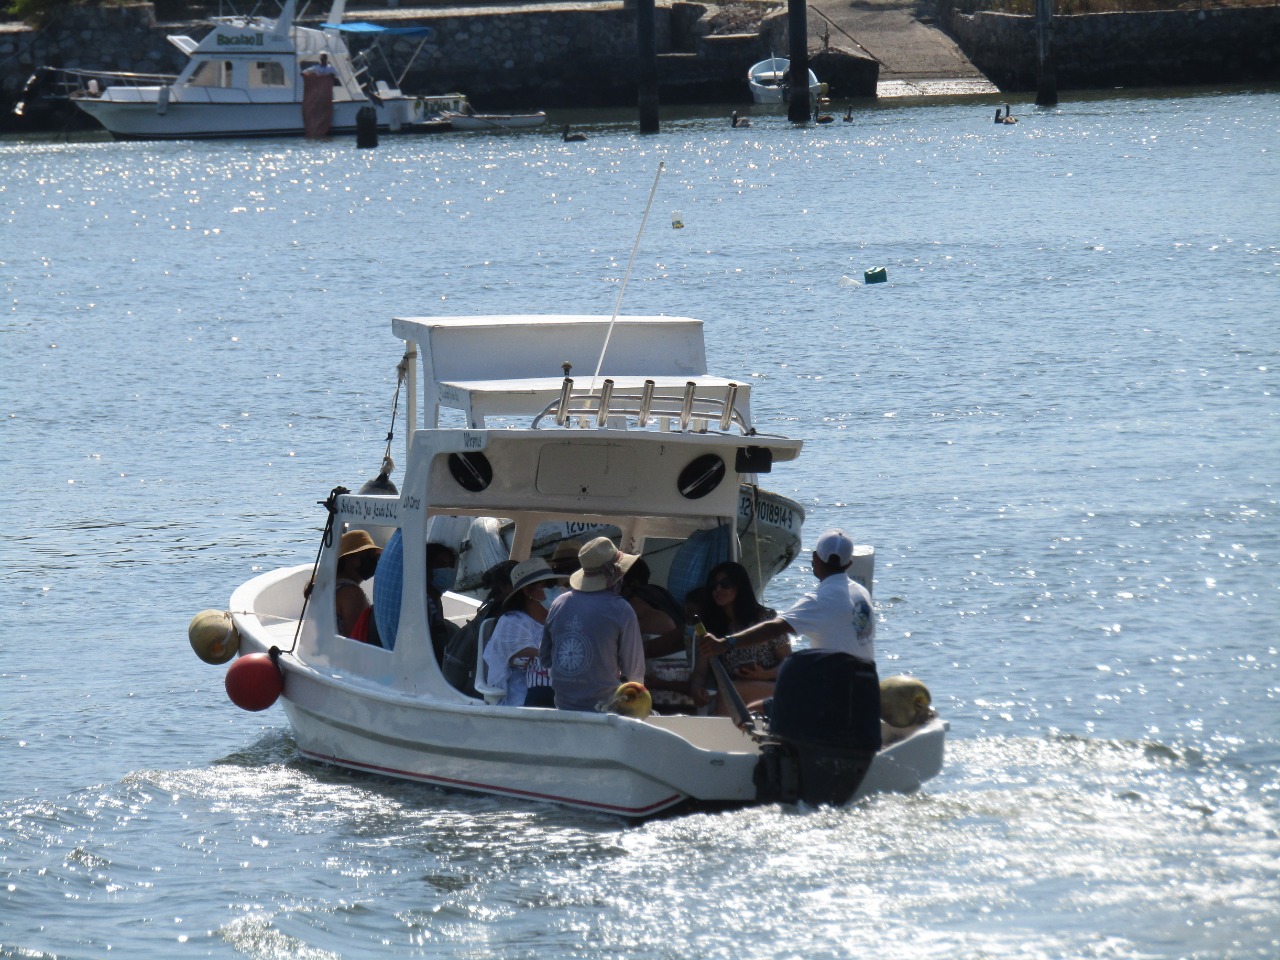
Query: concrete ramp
807,0,999,97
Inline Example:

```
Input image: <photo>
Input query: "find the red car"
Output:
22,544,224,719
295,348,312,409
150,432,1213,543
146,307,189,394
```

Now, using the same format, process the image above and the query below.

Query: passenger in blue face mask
426,542,459,665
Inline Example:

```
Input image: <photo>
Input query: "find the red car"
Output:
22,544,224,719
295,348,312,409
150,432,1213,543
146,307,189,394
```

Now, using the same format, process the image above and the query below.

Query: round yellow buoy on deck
188,609,240,665
605,681,652,718
879,675,932,728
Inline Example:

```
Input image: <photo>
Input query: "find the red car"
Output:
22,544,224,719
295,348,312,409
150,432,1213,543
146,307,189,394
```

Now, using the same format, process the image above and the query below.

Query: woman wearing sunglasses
696,561,790,712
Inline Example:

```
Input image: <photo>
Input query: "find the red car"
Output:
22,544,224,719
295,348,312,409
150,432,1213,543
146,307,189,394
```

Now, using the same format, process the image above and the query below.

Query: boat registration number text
739,492,796,531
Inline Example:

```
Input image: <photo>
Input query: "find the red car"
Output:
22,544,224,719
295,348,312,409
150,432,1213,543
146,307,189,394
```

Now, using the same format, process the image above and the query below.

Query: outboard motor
754,649,881,805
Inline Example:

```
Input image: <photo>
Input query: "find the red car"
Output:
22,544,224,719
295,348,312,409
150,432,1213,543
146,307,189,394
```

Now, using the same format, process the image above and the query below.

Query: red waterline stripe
298,748,684,816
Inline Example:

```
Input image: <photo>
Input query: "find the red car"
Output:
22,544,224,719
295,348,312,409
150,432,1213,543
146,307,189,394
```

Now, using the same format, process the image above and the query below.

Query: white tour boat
62,0,466,139
197,314,946,817
748,57,825,105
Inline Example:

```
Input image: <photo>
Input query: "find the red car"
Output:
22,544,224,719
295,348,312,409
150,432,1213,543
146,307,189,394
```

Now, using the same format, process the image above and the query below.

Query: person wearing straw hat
335,529,382,640
548,539,583,578
482,558,561,707
538,537,646,712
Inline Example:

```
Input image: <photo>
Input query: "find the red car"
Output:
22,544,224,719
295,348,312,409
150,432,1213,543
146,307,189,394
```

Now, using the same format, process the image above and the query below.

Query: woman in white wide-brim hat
482,558,561,707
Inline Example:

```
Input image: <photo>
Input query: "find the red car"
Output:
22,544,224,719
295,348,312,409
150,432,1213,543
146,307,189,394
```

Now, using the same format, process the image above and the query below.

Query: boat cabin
287,315,811,696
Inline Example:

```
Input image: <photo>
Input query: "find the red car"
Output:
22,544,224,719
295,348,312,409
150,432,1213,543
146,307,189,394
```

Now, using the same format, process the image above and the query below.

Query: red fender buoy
225,653,282,712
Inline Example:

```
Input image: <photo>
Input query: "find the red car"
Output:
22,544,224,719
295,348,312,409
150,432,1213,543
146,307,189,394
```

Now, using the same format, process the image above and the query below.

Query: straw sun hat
339,529,380,559
570,536,639,592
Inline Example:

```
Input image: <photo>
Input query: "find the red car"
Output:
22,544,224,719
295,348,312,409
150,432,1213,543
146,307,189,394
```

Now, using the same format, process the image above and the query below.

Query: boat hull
229,577,944,818
72,94,459,140
447,112,547,131
268,646,760,816
748,58,823,105
263,647,945,816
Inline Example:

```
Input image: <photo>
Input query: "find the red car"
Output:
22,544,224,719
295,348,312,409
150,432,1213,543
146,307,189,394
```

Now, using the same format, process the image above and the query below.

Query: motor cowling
754,649,881,806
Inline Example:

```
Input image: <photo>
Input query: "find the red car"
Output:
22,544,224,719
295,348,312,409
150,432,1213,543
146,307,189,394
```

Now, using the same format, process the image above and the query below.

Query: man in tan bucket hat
538,537,645,711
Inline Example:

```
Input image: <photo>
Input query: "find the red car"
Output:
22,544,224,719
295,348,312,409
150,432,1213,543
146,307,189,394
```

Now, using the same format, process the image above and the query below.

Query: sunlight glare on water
2,89,1278,958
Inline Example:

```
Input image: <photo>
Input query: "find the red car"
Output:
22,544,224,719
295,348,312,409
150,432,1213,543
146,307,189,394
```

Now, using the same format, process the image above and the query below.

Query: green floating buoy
864,266,888,284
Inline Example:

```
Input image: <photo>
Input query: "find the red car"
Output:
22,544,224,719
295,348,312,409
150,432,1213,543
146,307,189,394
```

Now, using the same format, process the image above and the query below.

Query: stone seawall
946,7,1280,92
2,1,818,128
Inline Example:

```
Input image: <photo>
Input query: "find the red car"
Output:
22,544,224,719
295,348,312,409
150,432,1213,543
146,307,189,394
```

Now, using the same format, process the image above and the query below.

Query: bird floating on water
731,111,751,128
995,105,1018,124
561,124,586,142
843,106,853,122
816,112,834,124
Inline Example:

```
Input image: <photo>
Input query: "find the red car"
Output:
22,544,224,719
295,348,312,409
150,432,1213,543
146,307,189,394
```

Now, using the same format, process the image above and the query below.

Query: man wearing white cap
699,529,878,745
539,536,646,712
699,528,875,665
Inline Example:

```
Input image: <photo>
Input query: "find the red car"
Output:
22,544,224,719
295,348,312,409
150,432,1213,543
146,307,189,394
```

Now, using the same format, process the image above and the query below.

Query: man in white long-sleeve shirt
540,537,646,712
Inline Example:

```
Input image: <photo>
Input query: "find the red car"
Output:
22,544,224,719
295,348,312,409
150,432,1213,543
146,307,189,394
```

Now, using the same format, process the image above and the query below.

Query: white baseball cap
813,529,854,567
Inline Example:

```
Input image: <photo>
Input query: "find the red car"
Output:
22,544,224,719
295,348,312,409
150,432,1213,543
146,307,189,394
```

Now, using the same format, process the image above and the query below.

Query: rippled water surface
2,90,1278,958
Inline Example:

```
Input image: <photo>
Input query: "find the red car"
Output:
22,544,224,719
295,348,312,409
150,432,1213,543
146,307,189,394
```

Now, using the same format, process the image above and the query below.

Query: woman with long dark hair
696,561,789,711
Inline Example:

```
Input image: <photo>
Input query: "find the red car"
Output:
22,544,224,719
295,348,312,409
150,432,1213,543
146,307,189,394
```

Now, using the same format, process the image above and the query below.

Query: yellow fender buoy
879,675,932,728
604,681,652,718
188,609,240,665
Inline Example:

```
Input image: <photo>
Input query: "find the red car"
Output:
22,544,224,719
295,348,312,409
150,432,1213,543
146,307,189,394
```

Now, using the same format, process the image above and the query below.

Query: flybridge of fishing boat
194,310,946,817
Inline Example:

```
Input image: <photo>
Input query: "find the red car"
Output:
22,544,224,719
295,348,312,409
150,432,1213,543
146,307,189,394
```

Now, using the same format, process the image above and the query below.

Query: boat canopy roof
322,22,435,37
393,314,756,430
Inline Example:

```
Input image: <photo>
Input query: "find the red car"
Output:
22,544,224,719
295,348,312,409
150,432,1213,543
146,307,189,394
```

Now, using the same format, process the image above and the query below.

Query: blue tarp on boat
321,22,435,38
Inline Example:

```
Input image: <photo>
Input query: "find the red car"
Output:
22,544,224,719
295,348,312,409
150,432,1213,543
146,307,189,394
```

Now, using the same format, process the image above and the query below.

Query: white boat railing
532,377,749,434
46,67,179,99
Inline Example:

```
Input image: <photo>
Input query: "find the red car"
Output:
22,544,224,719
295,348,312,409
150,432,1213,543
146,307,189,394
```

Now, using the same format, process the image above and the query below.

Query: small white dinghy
444,110,547,131
748,57,825,105
196,314,946,817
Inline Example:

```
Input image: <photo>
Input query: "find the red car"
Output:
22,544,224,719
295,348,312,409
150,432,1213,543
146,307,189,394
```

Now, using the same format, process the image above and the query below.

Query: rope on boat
590,161,665,393
378,351,411,479
283,486,349,656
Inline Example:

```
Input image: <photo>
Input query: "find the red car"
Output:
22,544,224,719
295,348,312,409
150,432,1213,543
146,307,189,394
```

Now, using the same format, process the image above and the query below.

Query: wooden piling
787,0,810,123
1034,0,1058,106
636,0,659,133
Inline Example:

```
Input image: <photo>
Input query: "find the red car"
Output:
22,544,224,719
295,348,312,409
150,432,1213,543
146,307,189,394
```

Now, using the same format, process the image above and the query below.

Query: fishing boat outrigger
192,313,946,817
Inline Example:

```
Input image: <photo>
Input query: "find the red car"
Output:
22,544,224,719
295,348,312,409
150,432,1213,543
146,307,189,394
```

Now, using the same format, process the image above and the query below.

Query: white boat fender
225,652,282,712
188,608,240,665
879,675,932,728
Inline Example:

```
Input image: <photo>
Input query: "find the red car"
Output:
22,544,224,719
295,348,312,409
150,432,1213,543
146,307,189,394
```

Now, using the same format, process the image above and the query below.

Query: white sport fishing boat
748,56,825,105
198,314,946,817
62,0,466,139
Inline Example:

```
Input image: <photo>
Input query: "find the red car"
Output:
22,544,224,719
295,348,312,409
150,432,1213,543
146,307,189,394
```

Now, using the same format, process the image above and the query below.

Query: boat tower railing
532,374,749,435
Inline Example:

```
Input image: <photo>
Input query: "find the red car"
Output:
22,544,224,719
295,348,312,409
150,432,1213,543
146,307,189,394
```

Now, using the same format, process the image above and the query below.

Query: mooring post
1034,0,1058,106
636,0,660,133
787,0,811,123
